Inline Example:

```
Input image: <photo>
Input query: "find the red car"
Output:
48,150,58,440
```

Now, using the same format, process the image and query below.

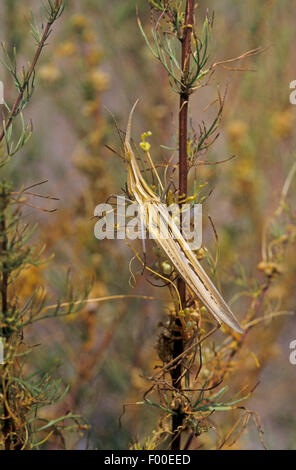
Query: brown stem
170,0,195,451
0,210,11,449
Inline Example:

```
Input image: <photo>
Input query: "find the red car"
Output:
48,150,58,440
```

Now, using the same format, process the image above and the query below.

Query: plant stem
170,0,195,451
0,203,11,449
0,0,63,144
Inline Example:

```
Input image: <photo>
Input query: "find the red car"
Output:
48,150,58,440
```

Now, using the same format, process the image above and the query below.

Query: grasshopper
124,101,243,334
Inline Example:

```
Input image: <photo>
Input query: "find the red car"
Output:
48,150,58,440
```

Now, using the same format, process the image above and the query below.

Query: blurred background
0,0,295,449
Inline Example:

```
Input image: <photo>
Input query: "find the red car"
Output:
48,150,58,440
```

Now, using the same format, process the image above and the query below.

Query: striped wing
138,199,243,334
125,102,243,334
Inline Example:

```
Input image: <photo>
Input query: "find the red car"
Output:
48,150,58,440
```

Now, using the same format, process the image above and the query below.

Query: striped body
124,103,243,334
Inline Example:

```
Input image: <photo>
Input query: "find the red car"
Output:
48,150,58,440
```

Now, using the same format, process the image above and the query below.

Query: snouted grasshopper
124,101,243,334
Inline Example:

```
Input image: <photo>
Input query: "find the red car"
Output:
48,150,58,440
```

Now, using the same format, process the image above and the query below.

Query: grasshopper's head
124,101,141,193
124,100,139,160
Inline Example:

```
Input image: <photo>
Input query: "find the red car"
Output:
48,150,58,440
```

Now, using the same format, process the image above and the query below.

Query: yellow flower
90,70,110,92
139,131,152,152
227,120,248,143
17,266,45,299
271,110,294,139
257,261,282,276
57,41,76,57
71,14,88,32
139,141,151,152
82,30,96,44
86,48,104,67
39,64,61,84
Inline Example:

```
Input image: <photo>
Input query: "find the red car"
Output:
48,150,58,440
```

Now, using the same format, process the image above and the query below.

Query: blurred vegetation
0,0,295,450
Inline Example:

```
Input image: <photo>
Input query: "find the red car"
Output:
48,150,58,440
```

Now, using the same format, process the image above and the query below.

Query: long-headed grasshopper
124,102,243,334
